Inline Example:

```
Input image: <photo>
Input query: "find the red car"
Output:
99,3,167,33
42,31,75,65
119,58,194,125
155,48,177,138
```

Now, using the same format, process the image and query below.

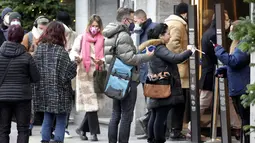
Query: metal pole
215,3,231,143
188,5,201,143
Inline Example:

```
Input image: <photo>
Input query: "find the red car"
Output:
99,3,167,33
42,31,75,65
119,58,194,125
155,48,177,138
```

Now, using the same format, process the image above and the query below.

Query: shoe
91,134,98,141
169,130,187,141
137,134,148,139
76,129,88,140
64,131,73,138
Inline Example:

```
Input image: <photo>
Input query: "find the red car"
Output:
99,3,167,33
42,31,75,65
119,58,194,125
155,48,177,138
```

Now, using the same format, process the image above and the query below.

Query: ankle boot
91,134,98,141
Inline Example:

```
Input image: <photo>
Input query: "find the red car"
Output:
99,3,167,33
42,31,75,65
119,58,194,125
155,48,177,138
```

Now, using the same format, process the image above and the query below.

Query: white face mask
10,20,21,26
3,14,10,26
37,28,44,35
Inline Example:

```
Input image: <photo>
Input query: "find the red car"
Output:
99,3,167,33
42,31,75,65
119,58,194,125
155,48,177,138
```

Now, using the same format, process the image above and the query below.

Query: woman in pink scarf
69,15,104,141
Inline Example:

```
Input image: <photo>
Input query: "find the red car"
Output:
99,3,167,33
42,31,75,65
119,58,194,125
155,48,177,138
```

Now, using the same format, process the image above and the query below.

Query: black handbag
93,65,107,93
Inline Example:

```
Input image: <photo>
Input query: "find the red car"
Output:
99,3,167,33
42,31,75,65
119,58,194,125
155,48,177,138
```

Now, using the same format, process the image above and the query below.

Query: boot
91,134,98,141
76,129,88,140
147,138,155,143
169,129,186,141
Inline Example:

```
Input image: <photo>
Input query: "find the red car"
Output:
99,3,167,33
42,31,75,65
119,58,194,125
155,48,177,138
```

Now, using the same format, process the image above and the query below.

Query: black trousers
0,100,31,143
231,96,250,143
79,111,100,135
148,105,172,143
167,89,189,131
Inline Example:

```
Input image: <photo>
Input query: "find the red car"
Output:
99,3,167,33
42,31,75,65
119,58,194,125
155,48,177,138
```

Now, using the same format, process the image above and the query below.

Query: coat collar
165,15,187,28
138,39,164,52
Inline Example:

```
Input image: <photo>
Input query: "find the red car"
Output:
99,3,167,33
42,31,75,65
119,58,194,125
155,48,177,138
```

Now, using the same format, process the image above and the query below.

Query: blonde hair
86,14,103,33
229,20,240,54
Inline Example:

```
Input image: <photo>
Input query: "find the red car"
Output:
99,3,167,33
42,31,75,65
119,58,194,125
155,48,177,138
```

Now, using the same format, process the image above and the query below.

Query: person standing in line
164,2,189,140
33,21,77,143
0,25,40,143
0,7,13,46
103,7,154,143
140,23,194,143
69,14,104,141
214,20,250,143
21,15,49,136
133,9,157,140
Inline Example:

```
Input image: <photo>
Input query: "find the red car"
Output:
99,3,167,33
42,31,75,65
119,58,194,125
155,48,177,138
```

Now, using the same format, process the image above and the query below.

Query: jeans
41,112,67,142
0,100,31,143
148,105,172,143
108,81,138,143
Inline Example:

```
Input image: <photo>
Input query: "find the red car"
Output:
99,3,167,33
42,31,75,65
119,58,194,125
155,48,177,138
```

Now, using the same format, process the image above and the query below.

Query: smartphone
210,40,216,47
141,45,156,53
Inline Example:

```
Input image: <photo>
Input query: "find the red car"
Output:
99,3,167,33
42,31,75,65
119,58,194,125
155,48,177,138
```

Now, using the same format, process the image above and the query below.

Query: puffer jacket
0,41,40,101
103,22,152,81
139,39,192,109
215,44,250,97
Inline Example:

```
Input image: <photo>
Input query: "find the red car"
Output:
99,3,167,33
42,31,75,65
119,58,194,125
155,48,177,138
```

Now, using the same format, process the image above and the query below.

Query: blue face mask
129,22,135,32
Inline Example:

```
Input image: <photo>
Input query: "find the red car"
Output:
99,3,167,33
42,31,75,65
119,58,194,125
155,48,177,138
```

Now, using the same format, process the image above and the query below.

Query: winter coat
0,30,6,46
165,15,189,88
139,39,192,109
199,19,217,91
135,18,157,83
215,44,250,96
103,22,152,81
33,43,77,114
0,41,40,101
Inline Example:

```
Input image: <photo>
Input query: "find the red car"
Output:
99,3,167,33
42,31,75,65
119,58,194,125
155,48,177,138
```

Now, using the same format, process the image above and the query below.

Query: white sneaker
65,131,73,138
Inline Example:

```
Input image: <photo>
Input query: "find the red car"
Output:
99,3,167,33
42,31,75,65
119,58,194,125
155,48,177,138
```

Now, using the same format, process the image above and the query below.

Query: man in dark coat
0,7,13,46
133,9,157,139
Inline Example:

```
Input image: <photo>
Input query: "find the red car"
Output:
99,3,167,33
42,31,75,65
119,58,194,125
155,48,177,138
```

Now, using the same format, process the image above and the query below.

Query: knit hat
56,11,71,26
9,12,21,22
35,16,49,26
175,3,188,15
1,7,13,20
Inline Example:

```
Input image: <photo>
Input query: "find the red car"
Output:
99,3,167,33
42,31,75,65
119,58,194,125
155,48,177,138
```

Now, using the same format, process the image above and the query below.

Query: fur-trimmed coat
139,39,192,109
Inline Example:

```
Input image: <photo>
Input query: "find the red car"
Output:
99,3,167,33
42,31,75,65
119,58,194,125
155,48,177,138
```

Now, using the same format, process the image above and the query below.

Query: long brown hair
86,14,103,33
38,21,66,47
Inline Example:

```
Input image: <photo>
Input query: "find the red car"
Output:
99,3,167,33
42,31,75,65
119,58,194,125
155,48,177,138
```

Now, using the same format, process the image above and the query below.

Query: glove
187,45,196,54
215,67,227,78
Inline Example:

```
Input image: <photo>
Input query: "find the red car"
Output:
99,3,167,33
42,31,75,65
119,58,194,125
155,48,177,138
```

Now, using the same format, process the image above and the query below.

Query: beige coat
69,35,100,112
165,15,189,88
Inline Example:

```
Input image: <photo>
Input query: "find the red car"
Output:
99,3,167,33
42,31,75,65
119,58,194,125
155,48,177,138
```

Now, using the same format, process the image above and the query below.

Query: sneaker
65,131,73,138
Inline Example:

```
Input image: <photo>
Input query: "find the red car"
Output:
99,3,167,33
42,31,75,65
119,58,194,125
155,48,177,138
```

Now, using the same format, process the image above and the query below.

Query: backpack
104,33,134,100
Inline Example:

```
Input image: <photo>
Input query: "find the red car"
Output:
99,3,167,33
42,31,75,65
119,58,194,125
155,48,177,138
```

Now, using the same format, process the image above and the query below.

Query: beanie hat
175,3,188,15
1,7,13,20
56,11,71,26
9,12,21,22
35,16,49,26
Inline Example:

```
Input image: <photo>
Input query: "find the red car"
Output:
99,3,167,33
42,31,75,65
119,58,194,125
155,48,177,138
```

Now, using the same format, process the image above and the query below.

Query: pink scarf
81,31,104,72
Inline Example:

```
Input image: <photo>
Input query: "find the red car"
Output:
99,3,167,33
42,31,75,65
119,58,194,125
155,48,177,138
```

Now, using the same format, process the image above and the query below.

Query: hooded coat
0,41,40,101
139,39,192,109
164,15,189,88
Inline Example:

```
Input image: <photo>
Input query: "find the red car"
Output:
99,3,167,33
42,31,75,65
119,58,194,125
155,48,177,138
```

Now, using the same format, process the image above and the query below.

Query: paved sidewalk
9,122,191,143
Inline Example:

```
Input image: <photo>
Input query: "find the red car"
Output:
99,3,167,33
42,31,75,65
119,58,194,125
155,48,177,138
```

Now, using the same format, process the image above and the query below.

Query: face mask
3,15,10,26
129,22,135,32
37,28,44,36
10,20,21,26
90,27,99,35
225,21,230,30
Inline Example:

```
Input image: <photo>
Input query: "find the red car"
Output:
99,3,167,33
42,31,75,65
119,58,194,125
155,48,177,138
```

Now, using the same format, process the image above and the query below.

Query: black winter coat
144,42,192,109
200,19,217,91
0,41,40,101
0,30,6,47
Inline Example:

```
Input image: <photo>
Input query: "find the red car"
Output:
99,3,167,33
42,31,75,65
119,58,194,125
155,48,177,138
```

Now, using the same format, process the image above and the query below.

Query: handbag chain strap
0,58,14,87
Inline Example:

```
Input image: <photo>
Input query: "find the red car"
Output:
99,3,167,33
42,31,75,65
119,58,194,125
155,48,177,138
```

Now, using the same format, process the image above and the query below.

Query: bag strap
0,58,14,87
109,32,120,56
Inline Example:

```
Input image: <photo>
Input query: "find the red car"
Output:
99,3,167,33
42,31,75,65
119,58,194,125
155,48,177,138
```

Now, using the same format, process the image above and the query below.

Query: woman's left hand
94,60,104,65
